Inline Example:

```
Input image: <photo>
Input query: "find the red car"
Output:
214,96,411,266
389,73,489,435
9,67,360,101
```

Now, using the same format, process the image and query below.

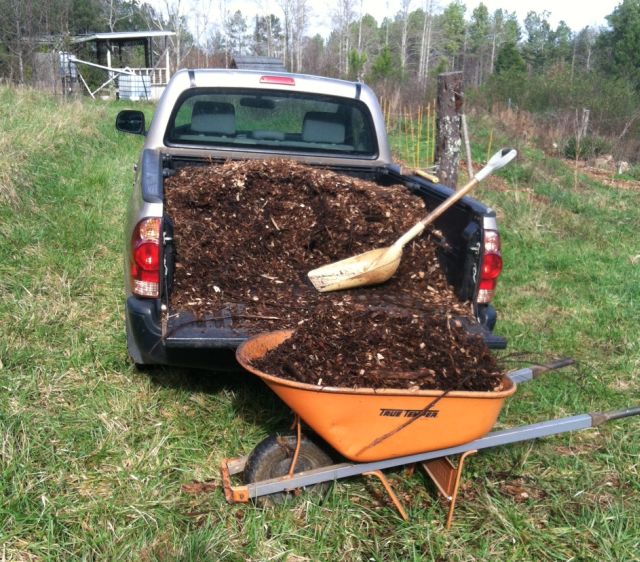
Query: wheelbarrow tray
236,330,517,462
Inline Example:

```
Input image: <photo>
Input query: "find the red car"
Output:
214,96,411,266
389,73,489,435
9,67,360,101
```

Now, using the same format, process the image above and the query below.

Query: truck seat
191,101,236,135
302,111,346,144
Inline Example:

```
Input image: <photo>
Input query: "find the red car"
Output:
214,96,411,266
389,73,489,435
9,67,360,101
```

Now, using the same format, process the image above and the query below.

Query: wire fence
380,98,437,170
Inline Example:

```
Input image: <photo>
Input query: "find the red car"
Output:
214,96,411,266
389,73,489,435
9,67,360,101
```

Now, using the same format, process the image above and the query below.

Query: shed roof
72,31,175,44
229,56,286,71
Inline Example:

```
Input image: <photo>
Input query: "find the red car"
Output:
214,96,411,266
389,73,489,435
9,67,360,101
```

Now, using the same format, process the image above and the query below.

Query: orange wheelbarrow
220,330,640,527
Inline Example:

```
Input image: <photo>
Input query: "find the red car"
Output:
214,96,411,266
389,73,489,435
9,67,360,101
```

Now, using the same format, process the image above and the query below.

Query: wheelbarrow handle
591,406,640,426
530,358,576,376
508,358,575,384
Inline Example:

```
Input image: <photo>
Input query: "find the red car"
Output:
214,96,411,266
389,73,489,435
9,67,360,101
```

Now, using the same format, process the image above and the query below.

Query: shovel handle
418,177,480,228
394,148,516,250
394,178,480,248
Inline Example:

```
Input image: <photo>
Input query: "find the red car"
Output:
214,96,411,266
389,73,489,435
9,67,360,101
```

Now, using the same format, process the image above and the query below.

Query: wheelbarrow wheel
243,433,333,506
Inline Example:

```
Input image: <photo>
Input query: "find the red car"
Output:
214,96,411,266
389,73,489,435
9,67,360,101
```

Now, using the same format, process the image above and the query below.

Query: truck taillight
130,218,161,298
477,229,502,304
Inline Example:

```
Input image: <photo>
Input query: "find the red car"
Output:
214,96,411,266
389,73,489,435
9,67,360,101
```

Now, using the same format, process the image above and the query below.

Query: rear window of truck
165,88,378,157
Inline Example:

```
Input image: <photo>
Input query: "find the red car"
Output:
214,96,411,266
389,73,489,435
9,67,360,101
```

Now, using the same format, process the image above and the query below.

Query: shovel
308,148,517,292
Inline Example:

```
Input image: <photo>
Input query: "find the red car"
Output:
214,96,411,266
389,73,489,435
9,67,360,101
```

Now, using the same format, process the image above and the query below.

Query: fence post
435,71,464,188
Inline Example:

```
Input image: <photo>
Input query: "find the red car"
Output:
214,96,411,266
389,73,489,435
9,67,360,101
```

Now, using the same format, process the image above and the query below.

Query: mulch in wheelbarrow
252,305,503,392
164,159,503,391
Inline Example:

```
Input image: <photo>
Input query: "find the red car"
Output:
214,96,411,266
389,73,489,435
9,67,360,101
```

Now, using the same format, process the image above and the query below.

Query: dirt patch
165,159,501,390
576,163,640,190
499,478,547,503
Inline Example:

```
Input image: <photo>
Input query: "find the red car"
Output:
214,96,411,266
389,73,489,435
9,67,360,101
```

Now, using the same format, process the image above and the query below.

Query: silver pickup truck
116,68,505,369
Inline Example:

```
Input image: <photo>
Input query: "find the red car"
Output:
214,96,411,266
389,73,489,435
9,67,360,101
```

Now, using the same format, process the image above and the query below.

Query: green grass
1,86,639,560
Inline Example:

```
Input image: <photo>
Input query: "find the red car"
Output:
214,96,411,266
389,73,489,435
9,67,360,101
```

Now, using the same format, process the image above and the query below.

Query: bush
563,135,611,160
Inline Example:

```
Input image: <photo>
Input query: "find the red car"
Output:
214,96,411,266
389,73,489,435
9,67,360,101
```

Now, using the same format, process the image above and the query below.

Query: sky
149,0,621,40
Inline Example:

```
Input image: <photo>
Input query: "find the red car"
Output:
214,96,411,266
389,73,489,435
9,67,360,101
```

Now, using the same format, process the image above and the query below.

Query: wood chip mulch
253,306,503,391
164,159,503,391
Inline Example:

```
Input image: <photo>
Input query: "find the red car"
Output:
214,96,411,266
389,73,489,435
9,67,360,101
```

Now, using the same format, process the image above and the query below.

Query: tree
106,0,136,31
253,14,283,57
488,9,520,75
290,0,309,72
468,3,490,85
70,0,106,33
494,41,525,75
404,7,427,77
277,0,309,72
573,26,597,72
398,0,413,71
438,1,466,71
356,13,379,62
550,20,572,64
0,0,33,82
417,0,434,83
522,10,552,70
332,0,357,76
162,0,195,70
225,10,248,55
301,33,326,75
347,48,366,80
598,0,640,88
368,44,399,84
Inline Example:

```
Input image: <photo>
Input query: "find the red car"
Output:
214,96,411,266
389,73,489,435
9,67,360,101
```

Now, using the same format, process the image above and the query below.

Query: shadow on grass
142,350,244,391
142,350,290,433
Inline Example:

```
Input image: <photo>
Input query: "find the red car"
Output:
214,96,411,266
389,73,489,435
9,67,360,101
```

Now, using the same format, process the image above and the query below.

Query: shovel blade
308,246,402,292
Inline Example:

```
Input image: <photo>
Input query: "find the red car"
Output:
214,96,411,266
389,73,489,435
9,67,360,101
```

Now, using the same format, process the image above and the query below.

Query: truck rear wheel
243,433,333,506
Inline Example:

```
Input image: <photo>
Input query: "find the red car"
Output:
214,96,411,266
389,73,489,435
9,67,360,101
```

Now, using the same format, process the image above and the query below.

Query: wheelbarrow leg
363,470,409,521
422,449,477,529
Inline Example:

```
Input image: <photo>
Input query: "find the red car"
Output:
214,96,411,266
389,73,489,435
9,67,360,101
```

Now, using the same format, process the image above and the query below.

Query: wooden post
416,106,423,168
461,114,474,180
144,38,151,68
436,71,464,189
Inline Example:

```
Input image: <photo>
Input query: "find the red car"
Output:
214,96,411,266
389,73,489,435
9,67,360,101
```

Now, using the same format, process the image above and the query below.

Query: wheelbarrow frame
221,361,640,527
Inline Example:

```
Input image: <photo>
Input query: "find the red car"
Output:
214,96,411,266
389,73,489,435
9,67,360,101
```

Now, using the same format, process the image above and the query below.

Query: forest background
2,0,640,164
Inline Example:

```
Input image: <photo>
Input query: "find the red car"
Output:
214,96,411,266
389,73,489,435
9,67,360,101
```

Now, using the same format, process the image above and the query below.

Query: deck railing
123,67,169,86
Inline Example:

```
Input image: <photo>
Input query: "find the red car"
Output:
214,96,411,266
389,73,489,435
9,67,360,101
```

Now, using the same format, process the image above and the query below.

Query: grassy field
1,86,638,561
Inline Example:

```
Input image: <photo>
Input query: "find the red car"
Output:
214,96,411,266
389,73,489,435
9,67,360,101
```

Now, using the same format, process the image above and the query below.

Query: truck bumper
126,296,164,365
125,297,242,370
476,305,506,349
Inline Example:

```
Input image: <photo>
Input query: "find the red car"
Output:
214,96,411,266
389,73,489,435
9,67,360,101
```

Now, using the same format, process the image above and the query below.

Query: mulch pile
164,159,503,391
253,307,504,391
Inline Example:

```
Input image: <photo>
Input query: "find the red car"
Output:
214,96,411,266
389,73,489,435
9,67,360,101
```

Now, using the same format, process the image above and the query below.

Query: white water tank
119,74,151,101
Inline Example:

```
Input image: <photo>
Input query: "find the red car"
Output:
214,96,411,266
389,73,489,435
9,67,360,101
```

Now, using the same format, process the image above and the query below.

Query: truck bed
160,158,503,351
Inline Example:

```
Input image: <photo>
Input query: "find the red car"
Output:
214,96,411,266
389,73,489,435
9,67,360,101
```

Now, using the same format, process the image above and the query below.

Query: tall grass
1,86,638,560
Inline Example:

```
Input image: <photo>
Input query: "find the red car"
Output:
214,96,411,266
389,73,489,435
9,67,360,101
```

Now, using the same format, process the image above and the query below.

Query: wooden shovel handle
419,177,480,227
394,148,516,250
395,177,480,249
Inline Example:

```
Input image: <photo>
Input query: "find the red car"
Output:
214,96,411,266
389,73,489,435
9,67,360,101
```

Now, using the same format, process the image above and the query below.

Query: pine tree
494,41,525,75
598,0,640,88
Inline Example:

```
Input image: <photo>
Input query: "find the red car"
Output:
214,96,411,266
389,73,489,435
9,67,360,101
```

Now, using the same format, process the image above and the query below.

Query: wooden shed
229,56,286,72
69,30,175,100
